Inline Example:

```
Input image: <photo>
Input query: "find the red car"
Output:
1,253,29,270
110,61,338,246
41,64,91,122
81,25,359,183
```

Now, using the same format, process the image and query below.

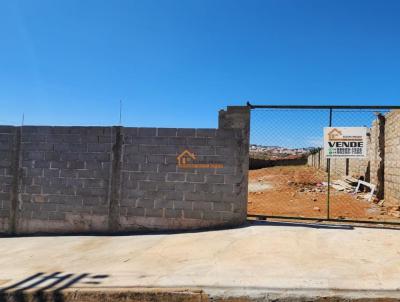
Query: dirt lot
248,165,398,222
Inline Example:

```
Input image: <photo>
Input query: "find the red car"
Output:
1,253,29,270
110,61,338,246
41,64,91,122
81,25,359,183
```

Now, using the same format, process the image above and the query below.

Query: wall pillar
108,126,124,232
9,127,22,235
375,114,385,200
219,106,250,221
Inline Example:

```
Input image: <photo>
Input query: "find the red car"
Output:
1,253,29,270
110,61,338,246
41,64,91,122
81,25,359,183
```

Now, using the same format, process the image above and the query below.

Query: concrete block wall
320,149,326,171
118,126,248,231
17,126,114,233
307,153,313,166
385,110,400,205
369,119,380,186
0,106,250,234
0,126,17,232
346,128,371,180
307,149,326,173
330,158,347,178
308,149,325,172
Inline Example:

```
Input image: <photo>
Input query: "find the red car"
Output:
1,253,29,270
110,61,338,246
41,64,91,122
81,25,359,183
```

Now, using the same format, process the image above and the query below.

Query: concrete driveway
1,221,400,301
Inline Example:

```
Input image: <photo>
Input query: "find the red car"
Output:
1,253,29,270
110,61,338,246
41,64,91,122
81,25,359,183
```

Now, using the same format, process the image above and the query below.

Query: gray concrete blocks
0,106,250,234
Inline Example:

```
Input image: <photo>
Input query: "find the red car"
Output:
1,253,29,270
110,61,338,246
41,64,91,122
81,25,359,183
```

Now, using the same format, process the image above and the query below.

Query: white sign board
324,127,367,158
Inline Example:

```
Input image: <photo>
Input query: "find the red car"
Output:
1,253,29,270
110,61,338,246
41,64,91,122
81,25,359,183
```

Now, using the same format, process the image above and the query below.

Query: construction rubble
287,175,400,219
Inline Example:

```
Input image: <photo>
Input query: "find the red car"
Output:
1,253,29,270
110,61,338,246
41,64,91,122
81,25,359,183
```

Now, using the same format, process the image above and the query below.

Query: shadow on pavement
247,218,400,231
1,216,400,239
248,220,354,230
0,272,109,302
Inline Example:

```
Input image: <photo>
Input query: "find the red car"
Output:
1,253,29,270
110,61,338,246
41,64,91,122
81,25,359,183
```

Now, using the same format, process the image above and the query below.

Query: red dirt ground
247,165,398,222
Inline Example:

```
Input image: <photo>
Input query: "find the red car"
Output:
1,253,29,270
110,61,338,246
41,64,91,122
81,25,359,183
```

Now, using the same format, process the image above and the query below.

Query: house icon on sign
328,128,342,141
177,150,196,166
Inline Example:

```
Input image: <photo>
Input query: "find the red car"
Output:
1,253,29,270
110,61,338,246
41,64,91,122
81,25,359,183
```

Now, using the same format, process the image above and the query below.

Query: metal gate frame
247,102,400,225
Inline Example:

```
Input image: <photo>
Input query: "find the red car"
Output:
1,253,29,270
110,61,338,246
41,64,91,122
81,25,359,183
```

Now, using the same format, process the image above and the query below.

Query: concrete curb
0,288,204,302
2,287,400,302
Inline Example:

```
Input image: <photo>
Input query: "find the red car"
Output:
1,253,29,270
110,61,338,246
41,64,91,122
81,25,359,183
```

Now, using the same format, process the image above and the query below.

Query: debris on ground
288,180,326,193
327,176,378,203
331,179,355,192
248,165,396,221
388,206,400,218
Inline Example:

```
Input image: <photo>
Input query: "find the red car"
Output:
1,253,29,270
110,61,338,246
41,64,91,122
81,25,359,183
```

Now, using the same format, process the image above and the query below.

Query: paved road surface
1,221,400,301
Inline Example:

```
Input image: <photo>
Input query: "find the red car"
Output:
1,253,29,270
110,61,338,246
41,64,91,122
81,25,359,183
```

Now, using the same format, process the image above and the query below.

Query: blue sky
1,0,399,132
250,109,388,148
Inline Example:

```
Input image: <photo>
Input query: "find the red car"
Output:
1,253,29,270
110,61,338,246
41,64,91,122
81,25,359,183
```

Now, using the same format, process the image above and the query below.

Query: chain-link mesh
329,109,395,222
249,107,400,223
249,109,329,219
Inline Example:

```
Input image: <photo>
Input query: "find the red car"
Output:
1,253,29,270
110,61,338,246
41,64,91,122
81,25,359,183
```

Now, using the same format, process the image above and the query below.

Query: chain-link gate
247,104,400,225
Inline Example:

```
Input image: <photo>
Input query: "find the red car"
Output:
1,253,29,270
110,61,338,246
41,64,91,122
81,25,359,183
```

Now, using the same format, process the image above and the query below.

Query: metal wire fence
248,104,400,225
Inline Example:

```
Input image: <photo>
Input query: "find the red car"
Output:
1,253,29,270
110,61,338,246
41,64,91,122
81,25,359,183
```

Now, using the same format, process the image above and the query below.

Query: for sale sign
324,127,367,158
